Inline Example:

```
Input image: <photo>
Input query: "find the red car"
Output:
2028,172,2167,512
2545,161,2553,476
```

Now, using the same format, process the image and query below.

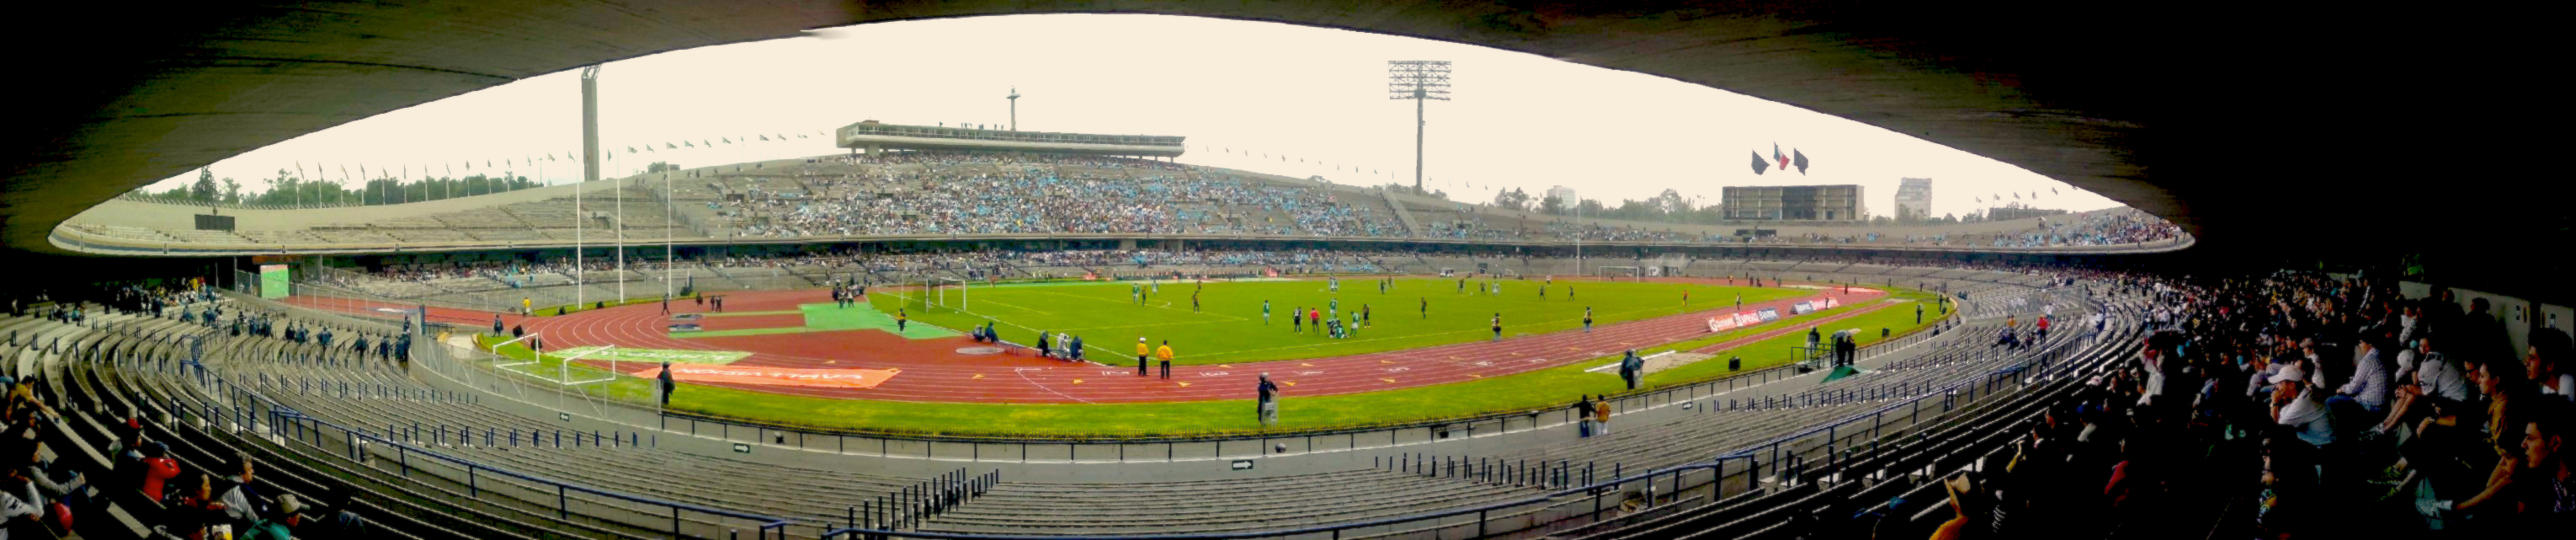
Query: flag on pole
1791,149,1809,174
684,141,695,147
722,136,732,144
2051,187,2058,194
1774,143,1787,170
2013,192,2020,199
1749,151,1770,174
759,134,769,142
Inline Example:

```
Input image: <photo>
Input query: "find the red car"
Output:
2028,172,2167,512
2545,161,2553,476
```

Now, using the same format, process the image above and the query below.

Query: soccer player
1457,278,1466,293
1584,307,1594,333
1491,313,1503,342
896,309,908,333
1362,305,1371,328
1132,282,1142,304
1420,297,1428,319
1293,307,1303,332
1329,297,1339,321
1263,300,1272,324
1309,307,1322,335
1192,291,1201,313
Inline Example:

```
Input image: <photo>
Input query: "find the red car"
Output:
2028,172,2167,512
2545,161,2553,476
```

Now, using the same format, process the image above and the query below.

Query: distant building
1987,203,2068,222
1894,178,1933,222
1720,184,1867,222
1547,185,1577,204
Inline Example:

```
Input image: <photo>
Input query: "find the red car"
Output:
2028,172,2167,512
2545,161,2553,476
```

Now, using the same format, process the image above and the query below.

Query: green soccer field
866,277,1809,364
476,288,1946,436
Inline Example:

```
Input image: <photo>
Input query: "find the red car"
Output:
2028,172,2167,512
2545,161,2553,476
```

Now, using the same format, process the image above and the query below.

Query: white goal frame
930,277,970,312
557,345,620,386
491,332,541,370
1597,266,1642,281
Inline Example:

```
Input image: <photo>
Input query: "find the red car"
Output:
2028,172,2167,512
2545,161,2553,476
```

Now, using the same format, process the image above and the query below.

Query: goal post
929,276,970,313
1597,266,1642,281
557,345,620,386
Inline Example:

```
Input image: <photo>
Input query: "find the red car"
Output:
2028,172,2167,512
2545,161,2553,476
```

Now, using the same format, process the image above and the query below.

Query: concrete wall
2398,281,2573,359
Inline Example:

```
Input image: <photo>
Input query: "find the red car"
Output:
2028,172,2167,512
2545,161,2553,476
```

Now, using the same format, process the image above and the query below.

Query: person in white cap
2269,362,2336,448
1135,337,1150,377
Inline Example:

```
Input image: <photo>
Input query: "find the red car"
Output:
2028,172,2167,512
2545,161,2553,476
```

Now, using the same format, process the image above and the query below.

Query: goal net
1597,266,1642,281
928,277,970,313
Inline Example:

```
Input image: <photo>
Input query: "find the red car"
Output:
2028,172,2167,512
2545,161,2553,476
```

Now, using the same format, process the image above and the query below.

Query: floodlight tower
1008,87,1020,131
1388,61,1451,195
578,64,600,310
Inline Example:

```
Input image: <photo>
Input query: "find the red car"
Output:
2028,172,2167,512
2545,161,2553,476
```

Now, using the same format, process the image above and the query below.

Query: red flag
1774,143,1788,169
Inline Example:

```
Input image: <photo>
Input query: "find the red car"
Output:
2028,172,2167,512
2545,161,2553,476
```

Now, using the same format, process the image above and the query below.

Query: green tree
191,168,218,202
1537,195,1566,216
1492,187,1530,211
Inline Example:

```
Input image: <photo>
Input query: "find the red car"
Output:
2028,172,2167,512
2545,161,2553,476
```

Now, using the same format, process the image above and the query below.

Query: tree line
121,164,675,207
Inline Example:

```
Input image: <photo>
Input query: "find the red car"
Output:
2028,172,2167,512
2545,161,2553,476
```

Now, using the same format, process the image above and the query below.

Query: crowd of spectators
703,152,1408,239
1921,270,2573,538
1986,209,2183,248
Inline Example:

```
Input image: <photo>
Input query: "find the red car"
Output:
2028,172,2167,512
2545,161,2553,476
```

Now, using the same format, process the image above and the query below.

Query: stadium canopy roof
837,120,1184,158
0,2,2554,288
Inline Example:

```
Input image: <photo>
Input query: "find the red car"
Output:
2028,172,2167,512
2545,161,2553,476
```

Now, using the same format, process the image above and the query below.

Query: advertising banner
1791,301,1815,314
1737,313,1763,327
633,364,899,389
1708,317,1740,333
1757,308,1780,322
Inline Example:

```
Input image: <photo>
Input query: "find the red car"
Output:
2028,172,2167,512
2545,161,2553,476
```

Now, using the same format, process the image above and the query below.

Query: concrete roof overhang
3,2,2557,284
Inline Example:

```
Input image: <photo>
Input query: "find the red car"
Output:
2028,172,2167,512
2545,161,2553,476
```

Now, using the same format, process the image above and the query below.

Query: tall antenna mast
1387,61,1451,195
1008,87,1021,131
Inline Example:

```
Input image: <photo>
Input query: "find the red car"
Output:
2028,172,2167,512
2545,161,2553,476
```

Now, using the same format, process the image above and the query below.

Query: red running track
494,280,1887,404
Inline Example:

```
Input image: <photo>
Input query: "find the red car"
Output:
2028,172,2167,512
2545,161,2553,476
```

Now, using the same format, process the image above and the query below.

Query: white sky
145,14,2116,219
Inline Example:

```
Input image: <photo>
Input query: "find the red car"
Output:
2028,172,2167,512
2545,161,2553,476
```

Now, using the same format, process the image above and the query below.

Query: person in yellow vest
523,297,532,315
1136,337,1151,376
1156,340,1175,379
896,309,908,333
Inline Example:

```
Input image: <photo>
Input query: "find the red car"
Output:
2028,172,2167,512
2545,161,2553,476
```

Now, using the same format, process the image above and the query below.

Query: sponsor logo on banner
668,323,704,332
669,313,702,321
635,363,900,389
557,346,749,364
1708,317,1740,332
1825,298,1840,308
1757,308,1780,322
1791,302,1815,314
1736,313,1762,326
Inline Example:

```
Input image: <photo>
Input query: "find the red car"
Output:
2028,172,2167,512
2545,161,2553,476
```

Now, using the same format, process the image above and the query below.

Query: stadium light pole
1008,87,1019,131
1387,61,1450,195
579,64,601,310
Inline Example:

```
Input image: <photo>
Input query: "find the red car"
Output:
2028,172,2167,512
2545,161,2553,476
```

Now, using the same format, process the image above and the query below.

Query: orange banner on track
633,364,901,389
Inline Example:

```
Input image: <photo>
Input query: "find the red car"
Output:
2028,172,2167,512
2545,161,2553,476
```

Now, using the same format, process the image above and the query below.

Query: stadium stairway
1380,190,1424,238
